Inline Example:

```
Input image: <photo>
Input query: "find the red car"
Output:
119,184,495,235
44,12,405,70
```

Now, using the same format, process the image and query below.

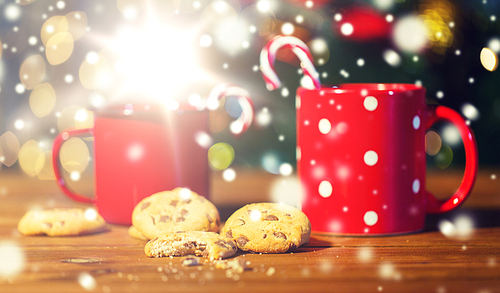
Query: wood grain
0,169,499,293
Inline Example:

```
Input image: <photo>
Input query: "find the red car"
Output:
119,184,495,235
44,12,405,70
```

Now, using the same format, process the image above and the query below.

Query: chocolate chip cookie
132,188,220,240
145,231,237,261
17,208,107,236
220,203,311,253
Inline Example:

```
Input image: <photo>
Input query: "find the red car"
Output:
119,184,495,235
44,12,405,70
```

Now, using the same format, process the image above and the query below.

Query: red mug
53,88,253,225
296,83,478,235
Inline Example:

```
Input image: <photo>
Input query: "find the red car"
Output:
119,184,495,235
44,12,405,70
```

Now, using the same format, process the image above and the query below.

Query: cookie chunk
132,188,220,240
220,203,311,253
18,208,107,236
145,231,237,260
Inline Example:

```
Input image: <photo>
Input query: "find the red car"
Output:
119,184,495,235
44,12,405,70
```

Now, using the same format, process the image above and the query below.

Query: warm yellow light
29,83,56,118
59,137,90,174
19,54,46,90
45,32,74,65
480,47,498,71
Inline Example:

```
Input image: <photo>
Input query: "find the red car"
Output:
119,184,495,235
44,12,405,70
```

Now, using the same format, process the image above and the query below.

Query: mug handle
52,128,95,203
425,106,478,213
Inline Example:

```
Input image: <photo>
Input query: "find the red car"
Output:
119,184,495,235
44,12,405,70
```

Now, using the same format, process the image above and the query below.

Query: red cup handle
425,106,478,213
52,128,95,203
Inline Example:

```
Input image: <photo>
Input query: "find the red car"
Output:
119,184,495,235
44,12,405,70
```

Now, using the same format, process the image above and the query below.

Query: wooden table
0,168,499,292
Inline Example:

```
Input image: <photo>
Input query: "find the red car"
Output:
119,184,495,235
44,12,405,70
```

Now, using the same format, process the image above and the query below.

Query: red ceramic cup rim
299,83,425,94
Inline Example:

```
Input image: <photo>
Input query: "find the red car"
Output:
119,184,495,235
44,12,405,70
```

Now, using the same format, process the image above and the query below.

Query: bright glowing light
270,177,301,207
305,1,313,8
15,83,26,94
249,209,261,221
373,0,395,10
14,119,25,130
340,23,354,36
56,1,66,9
222,168,236,182
64,74,74,83
78,272,97,291
279,163,293,176
488,38,500,53
179,188,192,200
256,107,272,127
461,103,480,121
84,208,98,221
357,58,365,66
70,171,81,181
107,17,211,100
480,47,498,71
0,241,25,278
281,22,294,35
214,18,250,56
85,51,99,64
194,131,213,148
295,15,304,24
442,125,460,145
393,15,428,53
5,4,21,21
199,34,212,47
383,49,401,67
256,0,271,12
386,14,394,22
334,13,342,22
28,36,38,45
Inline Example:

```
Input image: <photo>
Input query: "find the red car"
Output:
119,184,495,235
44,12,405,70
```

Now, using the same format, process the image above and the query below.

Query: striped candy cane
260,35,321,91
206,83,254,135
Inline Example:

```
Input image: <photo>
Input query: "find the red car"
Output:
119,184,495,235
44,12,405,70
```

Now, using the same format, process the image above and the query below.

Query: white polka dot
363,211,378,226
318,118,332,134
363,96,378,111
363,150,378,166
412,115,421,130
318,180,333,198
412,178,420,194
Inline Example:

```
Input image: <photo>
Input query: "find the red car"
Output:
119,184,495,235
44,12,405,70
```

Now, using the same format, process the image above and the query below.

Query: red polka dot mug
296,84,478,235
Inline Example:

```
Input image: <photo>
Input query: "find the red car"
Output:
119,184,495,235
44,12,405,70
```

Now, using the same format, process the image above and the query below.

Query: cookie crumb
214,257,250,274
182,256,203,267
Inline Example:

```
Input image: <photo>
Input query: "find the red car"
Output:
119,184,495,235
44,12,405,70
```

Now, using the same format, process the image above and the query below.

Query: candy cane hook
206,83,254,135
260,35,322,91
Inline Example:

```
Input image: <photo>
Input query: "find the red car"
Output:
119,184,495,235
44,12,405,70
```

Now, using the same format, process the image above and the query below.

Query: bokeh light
57,105,94,132
45,32,74,65
425,130,442,156
59,137,90,174
0,131,20,167
0,242,25,278
29,83,56,118
222,168,236,182
41,16,69,46
78,272,97,291
480,47,498,71
65,11,88,41
19,54,46,90
383,49,401,67
18,140,44,176
4,4,22,22
392,14,428,53
434,143,453,169
269,177,301,207
208,142,235,170
36,150,55,180
79,51,112,90
461,103,480,121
